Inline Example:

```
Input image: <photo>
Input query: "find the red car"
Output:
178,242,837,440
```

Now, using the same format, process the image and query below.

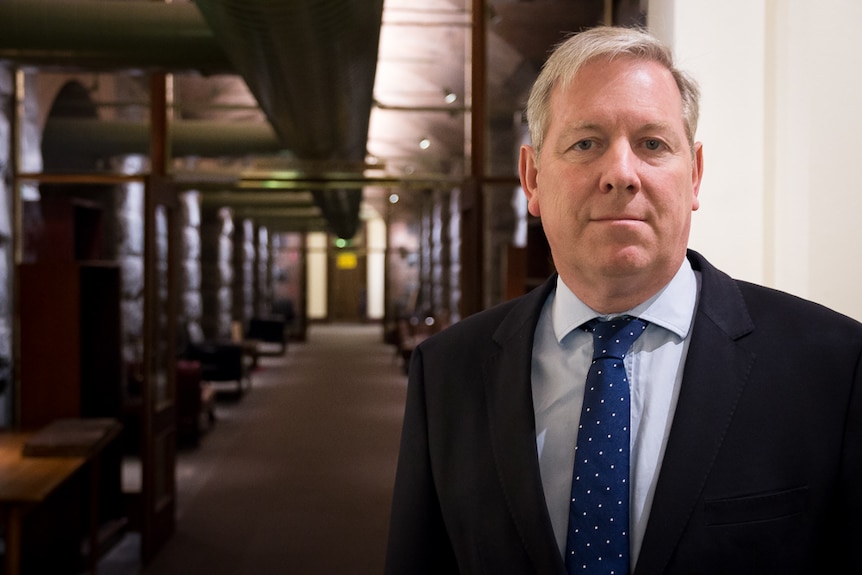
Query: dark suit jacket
385,250,862,574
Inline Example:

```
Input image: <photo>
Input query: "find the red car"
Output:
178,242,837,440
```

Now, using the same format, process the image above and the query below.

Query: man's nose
599,141,640,193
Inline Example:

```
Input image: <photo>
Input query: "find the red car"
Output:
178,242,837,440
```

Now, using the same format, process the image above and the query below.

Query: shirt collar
552,257,699,342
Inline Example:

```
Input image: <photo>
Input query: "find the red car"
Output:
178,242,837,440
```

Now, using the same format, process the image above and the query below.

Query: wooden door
330,251,366,322
140,179,178,562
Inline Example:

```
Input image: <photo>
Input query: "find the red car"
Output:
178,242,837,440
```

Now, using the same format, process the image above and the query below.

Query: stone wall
200,206,234,340
255,224,271,317
111,166,146,370
179,191,202,340
411,187,459,323
0,68,48,427
0,66,13,426
0,68,274,427
232,217,255,329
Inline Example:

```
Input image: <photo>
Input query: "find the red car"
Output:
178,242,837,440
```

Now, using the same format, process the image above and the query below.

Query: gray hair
525,26,700,155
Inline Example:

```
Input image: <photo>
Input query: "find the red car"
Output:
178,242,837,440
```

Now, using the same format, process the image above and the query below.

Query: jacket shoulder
418,277,555,358
688,249,862,339
736,279,862,333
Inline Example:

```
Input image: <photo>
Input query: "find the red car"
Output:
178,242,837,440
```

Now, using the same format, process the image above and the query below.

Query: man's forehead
556,54,644,89
550,59,684,117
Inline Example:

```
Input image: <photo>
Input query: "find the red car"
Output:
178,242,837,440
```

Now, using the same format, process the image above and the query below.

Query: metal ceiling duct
42,118,283,159
0,0,232,73
193,0,385,238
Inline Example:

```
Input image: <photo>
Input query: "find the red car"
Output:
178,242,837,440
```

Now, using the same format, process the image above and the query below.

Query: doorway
330,251,367,322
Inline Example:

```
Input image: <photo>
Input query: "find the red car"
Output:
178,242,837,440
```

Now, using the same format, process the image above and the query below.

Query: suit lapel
484,277,567,574
634,251,757,574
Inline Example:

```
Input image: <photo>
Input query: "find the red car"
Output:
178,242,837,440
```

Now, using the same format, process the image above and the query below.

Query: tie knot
586,316,648,361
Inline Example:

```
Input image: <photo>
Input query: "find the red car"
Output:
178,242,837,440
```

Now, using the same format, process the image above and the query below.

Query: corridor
102,323,407,574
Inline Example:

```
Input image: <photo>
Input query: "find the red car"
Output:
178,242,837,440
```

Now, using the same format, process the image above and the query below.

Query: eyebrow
637,122,678,136
564,121,601,134
566,120,677,133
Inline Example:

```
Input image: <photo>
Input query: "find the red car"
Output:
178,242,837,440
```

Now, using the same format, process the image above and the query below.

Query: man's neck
559,256,687,315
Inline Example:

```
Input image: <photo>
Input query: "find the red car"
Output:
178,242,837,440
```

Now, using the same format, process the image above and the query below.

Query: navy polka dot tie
565,316,647,575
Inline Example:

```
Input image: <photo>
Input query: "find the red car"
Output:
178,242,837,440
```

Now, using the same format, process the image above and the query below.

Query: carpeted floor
100,323,408,575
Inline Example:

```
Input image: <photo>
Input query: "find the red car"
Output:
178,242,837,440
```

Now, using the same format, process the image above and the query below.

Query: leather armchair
246,315,287,357
180,322,251,397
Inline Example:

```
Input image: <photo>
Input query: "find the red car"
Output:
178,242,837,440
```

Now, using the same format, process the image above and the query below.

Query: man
385,26,862,574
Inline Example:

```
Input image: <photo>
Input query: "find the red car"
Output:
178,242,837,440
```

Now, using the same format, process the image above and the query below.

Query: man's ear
691,142,704,211
519,145,541,217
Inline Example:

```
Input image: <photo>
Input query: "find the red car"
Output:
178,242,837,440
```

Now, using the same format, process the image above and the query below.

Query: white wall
366,215,387,320
649,0,768,283
649,0,862,321
306,232,328,319
773,0,862,320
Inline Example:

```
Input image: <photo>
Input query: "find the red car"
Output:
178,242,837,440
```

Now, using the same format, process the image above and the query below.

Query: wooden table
0,419,122,574
0,432,85,575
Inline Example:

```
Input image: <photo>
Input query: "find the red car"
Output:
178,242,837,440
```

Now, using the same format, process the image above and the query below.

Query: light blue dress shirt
531,258,700,568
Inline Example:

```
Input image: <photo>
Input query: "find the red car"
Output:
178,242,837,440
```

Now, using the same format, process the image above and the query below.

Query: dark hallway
101,323,407,574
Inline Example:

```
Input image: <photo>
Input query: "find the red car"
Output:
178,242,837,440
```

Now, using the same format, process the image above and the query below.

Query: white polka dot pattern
564,316,647,575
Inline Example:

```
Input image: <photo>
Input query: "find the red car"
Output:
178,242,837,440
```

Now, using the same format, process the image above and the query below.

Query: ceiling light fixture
419,137,431,150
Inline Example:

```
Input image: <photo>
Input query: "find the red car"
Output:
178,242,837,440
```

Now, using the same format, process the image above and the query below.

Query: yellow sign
336,252,358,269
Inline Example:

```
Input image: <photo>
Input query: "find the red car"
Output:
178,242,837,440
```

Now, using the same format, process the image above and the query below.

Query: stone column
232,217,255,329
0,67,14,426
200,206,234,340
255,224,271,317
179,191,202,336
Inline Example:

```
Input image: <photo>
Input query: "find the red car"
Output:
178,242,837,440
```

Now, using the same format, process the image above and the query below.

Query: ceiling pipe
0,0,232,73
199,191,316,207
193,0,385,238
193,0,382,161
42,118,284,159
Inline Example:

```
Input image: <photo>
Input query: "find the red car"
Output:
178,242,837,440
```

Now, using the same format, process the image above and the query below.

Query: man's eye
644,139,663,151
574,140,593,151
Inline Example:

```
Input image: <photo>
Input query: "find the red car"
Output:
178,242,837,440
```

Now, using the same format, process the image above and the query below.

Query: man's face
519,56,703,308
